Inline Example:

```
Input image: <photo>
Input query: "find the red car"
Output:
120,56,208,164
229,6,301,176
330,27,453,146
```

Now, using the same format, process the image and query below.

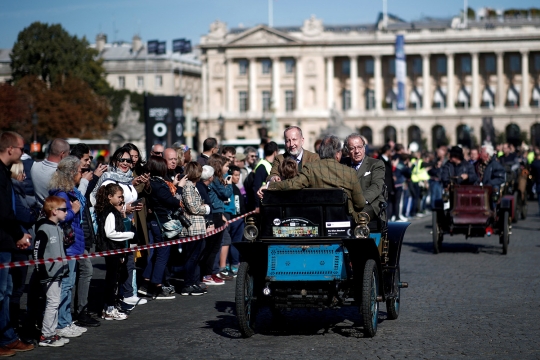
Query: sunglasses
56,208,68,212
152,152,163,156
12,146,25,152
118,158,133,164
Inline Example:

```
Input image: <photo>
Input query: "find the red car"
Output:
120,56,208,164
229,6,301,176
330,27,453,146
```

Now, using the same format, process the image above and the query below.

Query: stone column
446,53,455,110
350,56,358,111
295,57,303,111
374,55,382,113
496,52,505,109
471,52,479,110
422,54,430,111
326,56,334,109
272,57,280,111
201,56,208,116
521,50,530,109
226,57,234,112
249,57,256,112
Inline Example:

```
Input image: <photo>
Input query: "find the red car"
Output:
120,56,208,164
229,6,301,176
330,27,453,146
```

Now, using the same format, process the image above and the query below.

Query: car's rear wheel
386,267,400,320
432,211,443,254
501,211,509,255
361,259,379,337
235,262,257,337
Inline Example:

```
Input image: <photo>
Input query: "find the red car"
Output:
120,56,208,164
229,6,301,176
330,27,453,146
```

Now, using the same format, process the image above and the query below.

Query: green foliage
467,7,476,20
10,22,110,95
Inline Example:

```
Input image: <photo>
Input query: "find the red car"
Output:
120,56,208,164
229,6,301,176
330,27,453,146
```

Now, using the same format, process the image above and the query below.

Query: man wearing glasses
0,131,35,355
150,144,165,157
31,138,70,205
342,133,386,222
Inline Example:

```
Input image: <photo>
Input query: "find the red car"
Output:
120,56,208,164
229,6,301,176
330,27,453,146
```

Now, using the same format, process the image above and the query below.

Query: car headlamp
244,225,258,241
354,225,370,239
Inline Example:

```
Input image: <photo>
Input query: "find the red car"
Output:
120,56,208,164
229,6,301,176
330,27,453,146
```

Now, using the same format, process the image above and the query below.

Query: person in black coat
441,146,478,188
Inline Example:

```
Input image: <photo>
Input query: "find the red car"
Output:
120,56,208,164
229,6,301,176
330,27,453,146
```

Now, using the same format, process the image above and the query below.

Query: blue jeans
142,221,170,285
0,252,17,346
228,220,245,266
429,180,442,210
57,260,76,329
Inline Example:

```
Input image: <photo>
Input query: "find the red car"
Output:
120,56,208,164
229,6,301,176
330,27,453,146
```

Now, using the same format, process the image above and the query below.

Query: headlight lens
244,224,258,241
354,225,370,239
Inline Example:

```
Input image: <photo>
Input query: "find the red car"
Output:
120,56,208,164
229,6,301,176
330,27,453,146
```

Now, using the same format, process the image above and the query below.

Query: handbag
155,214,183,239
60,222,75,248
172,208,192,228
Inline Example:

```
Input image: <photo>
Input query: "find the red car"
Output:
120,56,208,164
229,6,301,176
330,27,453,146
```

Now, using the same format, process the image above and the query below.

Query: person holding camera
140,156,187,300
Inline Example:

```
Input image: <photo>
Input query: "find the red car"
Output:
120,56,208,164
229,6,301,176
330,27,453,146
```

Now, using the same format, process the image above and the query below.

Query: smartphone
226,175,232,182
131,198,143,207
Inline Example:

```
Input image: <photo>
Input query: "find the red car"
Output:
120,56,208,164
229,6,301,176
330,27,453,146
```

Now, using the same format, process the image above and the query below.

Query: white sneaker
123,295,148,305
56,326,82,338
102,308,128,321
70,322,87,333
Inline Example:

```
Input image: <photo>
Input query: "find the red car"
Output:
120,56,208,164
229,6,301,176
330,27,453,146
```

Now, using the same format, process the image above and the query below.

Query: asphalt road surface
16,203,540,359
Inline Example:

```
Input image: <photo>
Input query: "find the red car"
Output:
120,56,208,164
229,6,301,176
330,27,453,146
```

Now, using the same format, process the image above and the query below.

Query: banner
147,40,158,54
173,38,192,54
157,41,166,55
145,96,185,155
395,35,406,111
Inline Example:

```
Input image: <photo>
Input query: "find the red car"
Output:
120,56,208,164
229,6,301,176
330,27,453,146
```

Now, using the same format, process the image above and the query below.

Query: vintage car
233,188,409,338
432,183,512,255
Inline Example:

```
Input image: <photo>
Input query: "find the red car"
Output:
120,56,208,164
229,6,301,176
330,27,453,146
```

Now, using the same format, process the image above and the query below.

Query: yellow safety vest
411,159,430,182
254,159,272,177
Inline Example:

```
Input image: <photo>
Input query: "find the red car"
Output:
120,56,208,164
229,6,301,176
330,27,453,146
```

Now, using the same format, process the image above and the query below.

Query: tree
1,76,110,140
10,22,109,95
0,83,29,131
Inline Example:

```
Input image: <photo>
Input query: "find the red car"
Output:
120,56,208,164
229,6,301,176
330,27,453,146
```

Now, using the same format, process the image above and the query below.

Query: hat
235,153,246,161
449,146,464,160
201,165,215,180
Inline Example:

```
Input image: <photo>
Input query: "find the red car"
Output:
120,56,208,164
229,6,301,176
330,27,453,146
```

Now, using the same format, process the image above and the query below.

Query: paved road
17,203,540,359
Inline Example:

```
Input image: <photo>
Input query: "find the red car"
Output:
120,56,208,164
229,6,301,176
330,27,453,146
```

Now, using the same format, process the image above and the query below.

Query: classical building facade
199,14,540,151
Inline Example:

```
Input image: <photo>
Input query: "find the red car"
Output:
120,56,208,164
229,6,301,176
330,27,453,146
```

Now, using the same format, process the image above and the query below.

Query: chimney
132,35,142,53
96,33,107,52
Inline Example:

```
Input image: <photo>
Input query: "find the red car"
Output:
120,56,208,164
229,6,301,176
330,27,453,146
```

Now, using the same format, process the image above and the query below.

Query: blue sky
1,0,538,49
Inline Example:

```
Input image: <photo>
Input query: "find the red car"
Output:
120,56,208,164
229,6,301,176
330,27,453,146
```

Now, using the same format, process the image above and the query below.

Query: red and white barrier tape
0,210,257,269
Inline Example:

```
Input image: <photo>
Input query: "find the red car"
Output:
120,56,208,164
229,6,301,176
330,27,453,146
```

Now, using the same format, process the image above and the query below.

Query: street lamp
30,112,41,154
217,113,224,143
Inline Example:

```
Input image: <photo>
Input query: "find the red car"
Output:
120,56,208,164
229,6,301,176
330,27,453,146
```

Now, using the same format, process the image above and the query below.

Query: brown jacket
267,149,319,182
268,158,365,215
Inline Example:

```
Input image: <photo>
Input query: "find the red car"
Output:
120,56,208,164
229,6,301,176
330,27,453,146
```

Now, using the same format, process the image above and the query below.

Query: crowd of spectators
1,127,539,353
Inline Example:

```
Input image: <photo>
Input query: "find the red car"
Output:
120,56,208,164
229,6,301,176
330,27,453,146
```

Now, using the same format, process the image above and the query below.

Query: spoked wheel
501,211,509,255
386,268,400,320
361,259,379,338
432,211,443,254
512,192,519,223
235,262,258,337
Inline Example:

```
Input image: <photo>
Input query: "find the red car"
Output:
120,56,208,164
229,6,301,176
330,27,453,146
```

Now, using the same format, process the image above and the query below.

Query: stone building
199,13,540,151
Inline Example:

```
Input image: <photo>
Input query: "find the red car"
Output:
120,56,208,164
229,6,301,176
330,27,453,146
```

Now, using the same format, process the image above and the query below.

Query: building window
239,91,248,112
388,58,395,76
342,90,351,110
534,54,540,72
285,59,295,74
285,90,294,112
485,55,496,73
262,91,271,112
342,60,350,76
155,75,163,88
239,60,248,75
365,88,375,110
436,57,447,74
262,59,272,74
365,58,374,75
137,76,144,88
412,57,422,75
118,76,125,89
509,54,521,73
461,56,471,74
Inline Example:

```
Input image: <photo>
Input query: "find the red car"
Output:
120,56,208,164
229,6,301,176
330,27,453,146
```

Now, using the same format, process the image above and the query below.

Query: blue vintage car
233,188,409,338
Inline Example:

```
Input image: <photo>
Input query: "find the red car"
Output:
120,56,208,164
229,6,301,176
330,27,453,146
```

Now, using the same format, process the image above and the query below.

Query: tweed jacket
181,180,208,237
268,158,365,215
267,149,319,182
342,156,386,218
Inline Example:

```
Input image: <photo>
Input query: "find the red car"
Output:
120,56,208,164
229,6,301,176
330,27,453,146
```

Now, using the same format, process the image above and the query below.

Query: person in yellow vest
252,141,279,212
410,153,432,217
